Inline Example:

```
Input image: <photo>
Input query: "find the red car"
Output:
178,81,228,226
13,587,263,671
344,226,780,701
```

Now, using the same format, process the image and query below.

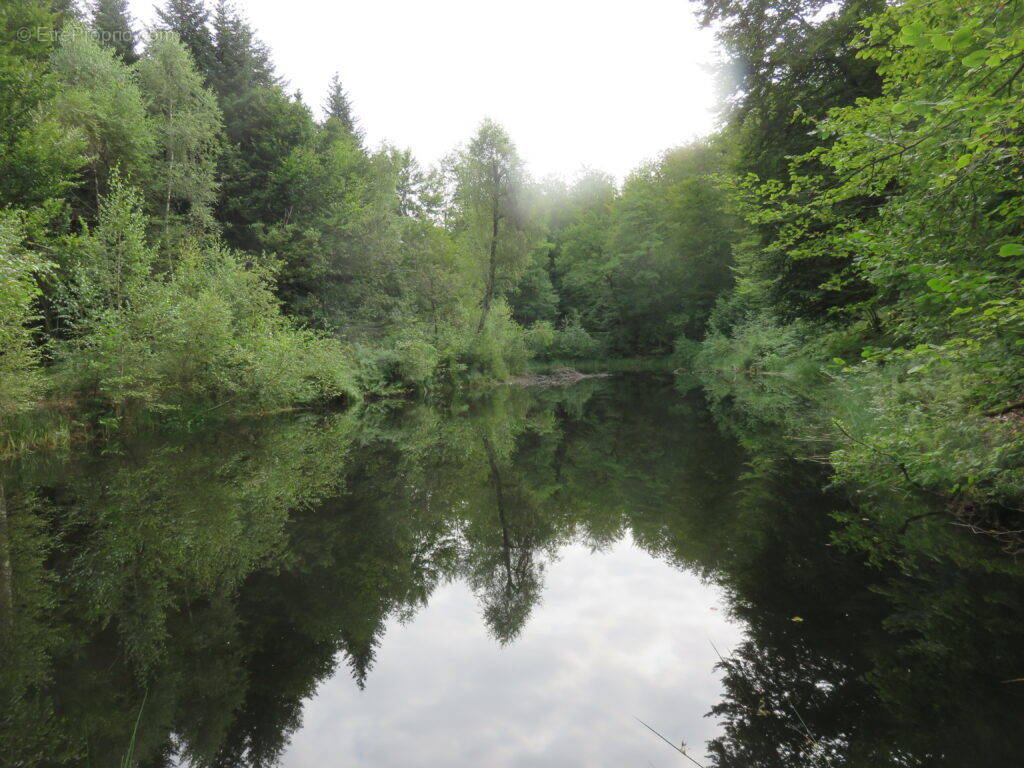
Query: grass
0,410,72,459
120,689,148,768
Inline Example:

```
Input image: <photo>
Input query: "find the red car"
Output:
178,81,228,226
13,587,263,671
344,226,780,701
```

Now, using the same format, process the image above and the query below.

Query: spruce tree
155,0,216,79
210,0,274,99
323,73,360,141
90,0,137,64
50,0,81,27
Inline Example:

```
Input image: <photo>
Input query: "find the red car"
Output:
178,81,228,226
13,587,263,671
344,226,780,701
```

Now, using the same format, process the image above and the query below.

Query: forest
2,0,1024,529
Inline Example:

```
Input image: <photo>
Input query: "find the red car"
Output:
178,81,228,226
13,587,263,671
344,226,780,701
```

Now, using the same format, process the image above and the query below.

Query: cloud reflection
282,537,743,767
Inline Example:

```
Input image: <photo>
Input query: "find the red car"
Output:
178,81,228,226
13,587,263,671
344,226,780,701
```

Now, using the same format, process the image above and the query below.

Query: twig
634,717,707,768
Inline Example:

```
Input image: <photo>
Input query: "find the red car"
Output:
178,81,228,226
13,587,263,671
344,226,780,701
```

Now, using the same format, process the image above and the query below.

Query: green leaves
927,277,954,293
961,48,989,68
998,243,1024,258
951,28,975,50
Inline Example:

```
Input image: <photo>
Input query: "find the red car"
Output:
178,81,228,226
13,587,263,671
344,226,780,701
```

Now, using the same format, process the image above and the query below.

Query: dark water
3,376,1024,767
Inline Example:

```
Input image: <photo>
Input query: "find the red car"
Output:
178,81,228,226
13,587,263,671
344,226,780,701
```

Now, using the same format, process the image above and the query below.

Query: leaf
898,22,928,46
954,154,973,169
951,28,974,49
927,277,953,292
998,243,1024,258
891,102,908,115
962,49,989,68
930,34,952,51
791,616,804,622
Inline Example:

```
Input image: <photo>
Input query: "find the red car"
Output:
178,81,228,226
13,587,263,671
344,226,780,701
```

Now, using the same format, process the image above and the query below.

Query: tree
50,23,153,215
695,0,882,180
90,0,138,64
322,73,360,143
134,31,222,246
205,1,311,252
67,173,155,314
216,87,315,251
0,214,48,412
155,0,216,79
260,133,400,329
450,120,533,333
0,0,83,209
210,0,274,99
691,0,884,324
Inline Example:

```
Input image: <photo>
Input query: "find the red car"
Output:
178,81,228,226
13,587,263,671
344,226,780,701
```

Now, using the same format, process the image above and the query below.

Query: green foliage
0,1,84,209
0,213,48,413
50,26,153,210
537,316,605,360
466,299,530,380
536,143,737,356
694,0,1024,520
54,182,356,416
323,72,360,142
155,0,216,77
90,0,138,64
60,247,357,414
135,30,222,245
450,120,534,333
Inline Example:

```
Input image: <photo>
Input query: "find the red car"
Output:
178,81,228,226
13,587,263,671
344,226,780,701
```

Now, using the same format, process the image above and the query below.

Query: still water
2,375,1024,767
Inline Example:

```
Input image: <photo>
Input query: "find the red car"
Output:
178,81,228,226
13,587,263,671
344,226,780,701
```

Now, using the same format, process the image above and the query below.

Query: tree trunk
483,436,514,589
476,207,500,334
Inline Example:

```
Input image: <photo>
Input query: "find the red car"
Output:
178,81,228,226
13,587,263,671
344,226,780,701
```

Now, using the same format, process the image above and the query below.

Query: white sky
127,0,722,181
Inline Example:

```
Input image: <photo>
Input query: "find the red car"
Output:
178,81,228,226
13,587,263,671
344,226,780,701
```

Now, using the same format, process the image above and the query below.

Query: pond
2,375,1024,766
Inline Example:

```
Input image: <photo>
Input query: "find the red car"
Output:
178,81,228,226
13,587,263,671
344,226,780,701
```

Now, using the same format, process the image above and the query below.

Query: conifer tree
90,0,138,64
210,0,274,98
323,73,360,142
155,0,216,79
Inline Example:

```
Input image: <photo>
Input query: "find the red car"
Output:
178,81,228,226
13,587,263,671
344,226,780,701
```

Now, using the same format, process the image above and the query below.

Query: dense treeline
0,0,735,433
3,0,1024,529
686,0,1024,530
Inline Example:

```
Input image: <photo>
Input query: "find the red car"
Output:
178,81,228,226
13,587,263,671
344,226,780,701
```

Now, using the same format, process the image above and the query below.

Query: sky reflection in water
283,538,742,768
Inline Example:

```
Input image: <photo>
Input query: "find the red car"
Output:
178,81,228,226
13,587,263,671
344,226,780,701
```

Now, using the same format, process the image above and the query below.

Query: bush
0,213,47,413
531,317,605,361
696,313,820,378
57,244,358,415
466,300,530,380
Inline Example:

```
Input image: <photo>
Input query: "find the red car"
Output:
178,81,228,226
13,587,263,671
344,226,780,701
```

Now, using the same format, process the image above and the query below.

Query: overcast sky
127,0,722,181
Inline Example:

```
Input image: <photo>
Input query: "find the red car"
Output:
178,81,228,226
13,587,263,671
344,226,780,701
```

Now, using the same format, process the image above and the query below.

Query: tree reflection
2,376,1024,765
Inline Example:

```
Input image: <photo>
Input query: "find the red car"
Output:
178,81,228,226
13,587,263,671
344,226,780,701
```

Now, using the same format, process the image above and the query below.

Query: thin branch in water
634,717,707,768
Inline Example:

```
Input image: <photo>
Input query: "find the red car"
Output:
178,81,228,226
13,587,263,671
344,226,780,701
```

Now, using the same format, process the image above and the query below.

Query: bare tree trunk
164,108,175,248
476,206,500,334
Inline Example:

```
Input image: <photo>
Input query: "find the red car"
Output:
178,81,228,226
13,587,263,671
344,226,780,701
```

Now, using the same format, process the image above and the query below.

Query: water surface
3,375,1024,766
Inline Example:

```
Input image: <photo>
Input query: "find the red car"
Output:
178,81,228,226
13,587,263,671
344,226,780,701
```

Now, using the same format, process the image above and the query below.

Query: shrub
0,213,47,413
466,300,530,380
57,244,358,415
